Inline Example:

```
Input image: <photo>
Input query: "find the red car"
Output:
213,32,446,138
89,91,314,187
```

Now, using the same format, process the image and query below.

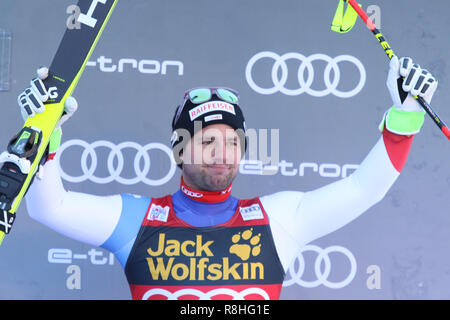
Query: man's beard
183,164,237,191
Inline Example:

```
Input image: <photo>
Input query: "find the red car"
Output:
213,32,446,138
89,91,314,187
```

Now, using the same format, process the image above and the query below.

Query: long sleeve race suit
25,129,413,299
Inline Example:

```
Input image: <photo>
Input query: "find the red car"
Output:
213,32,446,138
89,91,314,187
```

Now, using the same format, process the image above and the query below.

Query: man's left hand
381,56,438,135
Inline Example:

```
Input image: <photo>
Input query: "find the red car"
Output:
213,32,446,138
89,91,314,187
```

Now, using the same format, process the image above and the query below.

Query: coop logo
246,52,366,98
86,56,184,75
146,229,264,282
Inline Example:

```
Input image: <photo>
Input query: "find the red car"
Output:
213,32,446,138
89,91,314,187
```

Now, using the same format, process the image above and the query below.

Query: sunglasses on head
173,87,240,126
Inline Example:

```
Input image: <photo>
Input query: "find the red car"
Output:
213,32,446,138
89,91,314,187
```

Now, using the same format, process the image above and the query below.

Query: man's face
180,123,242,191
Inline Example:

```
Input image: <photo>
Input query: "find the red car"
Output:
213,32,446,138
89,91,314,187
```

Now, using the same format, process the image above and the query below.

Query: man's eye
202,140,213,145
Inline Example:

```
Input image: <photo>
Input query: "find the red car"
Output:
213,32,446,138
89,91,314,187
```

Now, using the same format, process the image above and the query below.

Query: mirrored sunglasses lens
217,88,239,103
189,88,211,103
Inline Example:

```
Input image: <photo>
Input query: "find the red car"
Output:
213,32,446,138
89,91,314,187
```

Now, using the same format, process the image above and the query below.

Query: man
19,56,437,300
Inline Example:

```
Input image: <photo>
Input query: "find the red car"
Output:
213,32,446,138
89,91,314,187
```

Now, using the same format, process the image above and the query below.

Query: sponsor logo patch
147,204,170,222
204,114,223,122
189,101,235,121
239,204,264,221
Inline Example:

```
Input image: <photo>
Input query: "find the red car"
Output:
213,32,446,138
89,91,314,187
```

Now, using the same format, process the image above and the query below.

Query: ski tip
0,232,4,246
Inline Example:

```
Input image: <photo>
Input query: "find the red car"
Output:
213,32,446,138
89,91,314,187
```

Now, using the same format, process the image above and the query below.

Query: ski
0,0,118,245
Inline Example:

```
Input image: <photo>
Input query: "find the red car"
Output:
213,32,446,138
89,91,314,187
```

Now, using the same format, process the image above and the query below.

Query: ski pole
332,0,450,140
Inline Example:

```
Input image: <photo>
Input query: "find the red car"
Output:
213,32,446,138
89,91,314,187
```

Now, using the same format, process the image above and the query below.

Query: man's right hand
17,66,78,128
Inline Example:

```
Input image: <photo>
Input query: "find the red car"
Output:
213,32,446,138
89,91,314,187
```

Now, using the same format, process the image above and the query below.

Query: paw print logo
229,228,261,261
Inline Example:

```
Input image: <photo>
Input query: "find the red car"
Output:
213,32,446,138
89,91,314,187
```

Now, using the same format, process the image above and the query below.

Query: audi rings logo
246,52,366,98
283,245,357,289
141,287,270,300
56,139,177,186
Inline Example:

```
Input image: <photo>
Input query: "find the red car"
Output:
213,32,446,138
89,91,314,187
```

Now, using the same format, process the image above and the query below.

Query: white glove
17,66,78,128
386,56,438,112
382,56,438,135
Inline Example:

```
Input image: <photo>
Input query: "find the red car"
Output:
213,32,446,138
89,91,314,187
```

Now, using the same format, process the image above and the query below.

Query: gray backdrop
0,0,449,300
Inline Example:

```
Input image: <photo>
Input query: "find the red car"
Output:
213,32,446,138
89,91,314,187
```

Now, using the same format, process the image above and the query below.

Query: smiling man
19,56,438,300
181,123,242,190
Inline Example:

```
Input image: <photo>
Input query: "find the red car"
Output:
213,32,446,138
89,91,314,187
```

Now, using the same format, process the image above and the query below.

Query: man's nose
210,140,227,163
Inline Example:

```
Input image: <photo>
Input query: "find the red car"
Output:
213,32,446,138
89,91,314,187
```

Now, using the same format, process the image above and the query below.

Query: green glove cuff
379,105,425,135
49,127,62,153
